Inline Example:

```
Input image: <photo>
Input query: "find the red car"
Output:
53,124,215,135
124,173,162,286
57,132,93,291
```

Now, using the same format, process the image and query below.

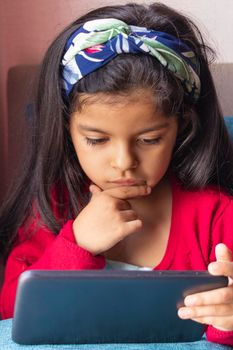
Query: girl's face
70,89,178,194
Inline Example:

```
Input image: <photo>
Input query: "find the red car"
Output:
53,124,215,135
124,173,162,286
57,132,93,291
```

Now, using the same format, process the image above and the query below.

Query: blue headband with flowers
61,18,201,101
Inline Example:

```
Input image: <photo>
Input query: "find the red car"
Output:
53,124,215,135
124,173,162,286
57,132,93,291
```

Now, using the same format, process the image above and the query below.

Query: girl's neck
128,175,172,227
103,175,173,267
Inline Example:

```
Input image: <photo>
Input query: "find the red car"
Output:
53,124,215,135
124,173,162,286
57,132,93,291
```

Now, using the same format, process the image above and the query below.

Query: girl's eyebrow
78,122,170,134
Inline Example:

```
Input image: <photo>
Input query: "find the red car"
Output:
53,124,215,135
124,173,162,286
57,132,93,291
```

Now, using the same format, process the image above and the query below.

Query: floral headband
61,18,201,101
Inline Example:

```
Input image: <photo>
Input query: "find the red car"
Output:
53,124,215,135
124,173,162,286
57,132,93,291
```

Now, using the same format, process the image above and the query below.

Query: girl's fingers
208,261,233,279
208,244,233,284
89,186,132,210
115,200,132,211
215,243,233,262
178,304,233,319
104,185,151,200
191,316,233,331
89,183,150,200
121,219,143,238
184,285,233,306
178,305,233,330
120,209,139,222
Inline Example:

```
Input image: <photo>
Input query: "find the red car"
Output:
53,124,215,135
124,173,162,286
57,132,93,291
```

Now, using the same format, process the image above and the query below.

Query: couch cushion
224,116,233,140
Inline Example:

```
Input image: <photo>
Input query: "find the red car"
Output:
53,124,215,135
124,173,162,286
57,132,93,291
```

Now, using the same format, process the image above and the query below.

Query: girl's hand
72,183,150,255
178,243,233,331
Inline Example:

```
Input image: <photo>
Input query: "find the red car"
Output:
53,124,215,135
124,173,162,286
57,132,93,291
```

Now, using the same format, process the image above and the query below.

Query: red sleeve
0,220,105,319
206,326,233,346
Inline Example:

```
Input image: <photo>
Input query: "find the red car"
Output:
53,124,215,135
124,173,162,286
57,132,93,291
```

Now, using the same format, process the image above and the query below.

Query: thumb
215,243,233,262
89,184,102,197
211,243,233,285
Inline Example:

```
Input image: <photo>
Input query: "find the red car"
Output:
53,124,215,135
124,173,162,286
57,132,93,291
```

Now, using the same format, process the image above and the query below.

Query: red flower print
85,45,105,54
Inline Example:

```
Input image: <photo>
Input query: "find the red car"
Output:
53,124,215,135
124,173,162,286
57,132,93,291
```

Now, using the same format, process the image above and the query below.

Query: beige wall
156,0,233,63
0,0,233,202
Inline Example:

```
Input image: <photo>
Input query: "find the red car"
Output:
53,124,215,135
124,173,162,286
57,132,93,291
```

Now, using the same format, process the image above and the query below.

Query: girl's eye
85,137,108,146
85,137,162,146
139,137,162,145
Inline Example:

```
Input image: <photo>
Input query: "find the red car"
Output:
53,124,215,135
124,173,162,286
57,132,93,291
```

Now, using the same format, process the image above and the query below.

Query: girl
1,2,233,346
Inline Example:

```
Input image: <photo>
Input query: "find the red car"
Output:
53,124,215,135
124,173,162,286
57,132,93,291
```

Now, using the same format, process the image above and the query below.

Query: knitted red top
1,180,233,345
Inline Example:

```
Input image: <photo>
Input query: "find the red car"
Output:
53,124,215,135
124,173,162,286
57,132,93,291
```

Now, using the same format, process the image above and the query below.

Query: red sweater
1,180,233,345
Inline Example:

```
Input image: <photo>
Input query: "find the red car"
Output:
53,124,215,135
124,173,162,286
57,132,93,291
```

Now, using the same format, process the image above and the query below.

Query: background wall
0,0,233,203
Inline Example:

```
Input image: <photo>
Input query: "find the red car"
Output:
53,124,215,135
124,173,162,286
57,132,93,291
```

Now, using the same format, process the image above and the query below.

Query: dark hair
1,2,233,261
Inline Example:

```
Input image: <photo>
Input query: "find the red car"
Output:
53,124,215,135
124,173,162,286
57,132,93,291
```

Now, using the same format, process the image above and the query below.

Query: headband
61,18,201,101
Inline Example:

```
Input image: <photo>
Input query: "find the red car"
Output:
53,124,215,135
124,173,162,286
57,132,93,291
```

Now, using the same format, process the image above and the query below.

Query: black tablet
12,270,228,345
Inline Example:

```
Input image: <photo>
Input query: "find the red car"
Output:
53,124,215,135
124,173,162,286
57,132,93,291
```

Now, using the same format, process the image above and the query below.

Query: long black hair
1,2,233,261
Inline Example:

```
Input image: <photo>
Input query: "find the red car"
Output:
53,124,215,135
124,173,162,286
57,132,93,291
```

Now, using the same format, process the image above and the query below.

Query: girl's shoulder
17,183,69,243
172,177,233,213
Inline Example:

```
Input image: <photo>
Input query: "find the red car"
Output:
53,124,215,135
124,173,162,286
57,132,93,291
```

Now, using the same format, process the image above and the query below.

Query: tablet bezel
12,270,228,345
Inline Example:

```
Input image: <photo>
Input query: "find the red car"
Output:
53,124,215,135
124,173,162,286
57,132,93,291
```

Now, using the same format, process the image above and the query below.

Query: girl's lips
110,179,146,186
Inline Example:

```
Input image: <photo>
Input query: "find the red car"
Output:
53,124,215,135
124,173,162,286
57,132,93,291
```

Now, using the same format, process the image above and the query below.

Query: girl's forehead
72,89,166,120
76,88,157,110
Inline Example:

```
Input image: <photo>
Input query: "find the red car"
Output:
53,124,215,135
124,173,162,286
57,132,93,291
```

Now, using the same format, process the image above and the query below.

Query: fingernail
209,262,218,273
178,308,191,319
185,296,197,306
146,186,151,194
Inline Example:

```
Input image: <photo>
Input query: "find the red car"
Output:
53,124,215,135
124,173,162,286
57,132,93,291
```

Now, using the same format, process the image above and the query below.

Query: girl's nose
110,144,138,171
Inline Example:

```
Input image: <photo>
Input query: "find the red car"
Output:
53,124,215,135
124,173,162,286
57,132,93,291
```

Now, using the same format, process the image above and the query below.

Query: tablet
12,270,228,345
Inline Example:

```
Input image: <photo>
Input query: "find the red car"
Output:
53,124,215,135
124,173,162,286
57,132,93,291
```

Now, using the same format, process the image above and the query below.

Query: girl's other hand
178,244,233,331
72,183,150,255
